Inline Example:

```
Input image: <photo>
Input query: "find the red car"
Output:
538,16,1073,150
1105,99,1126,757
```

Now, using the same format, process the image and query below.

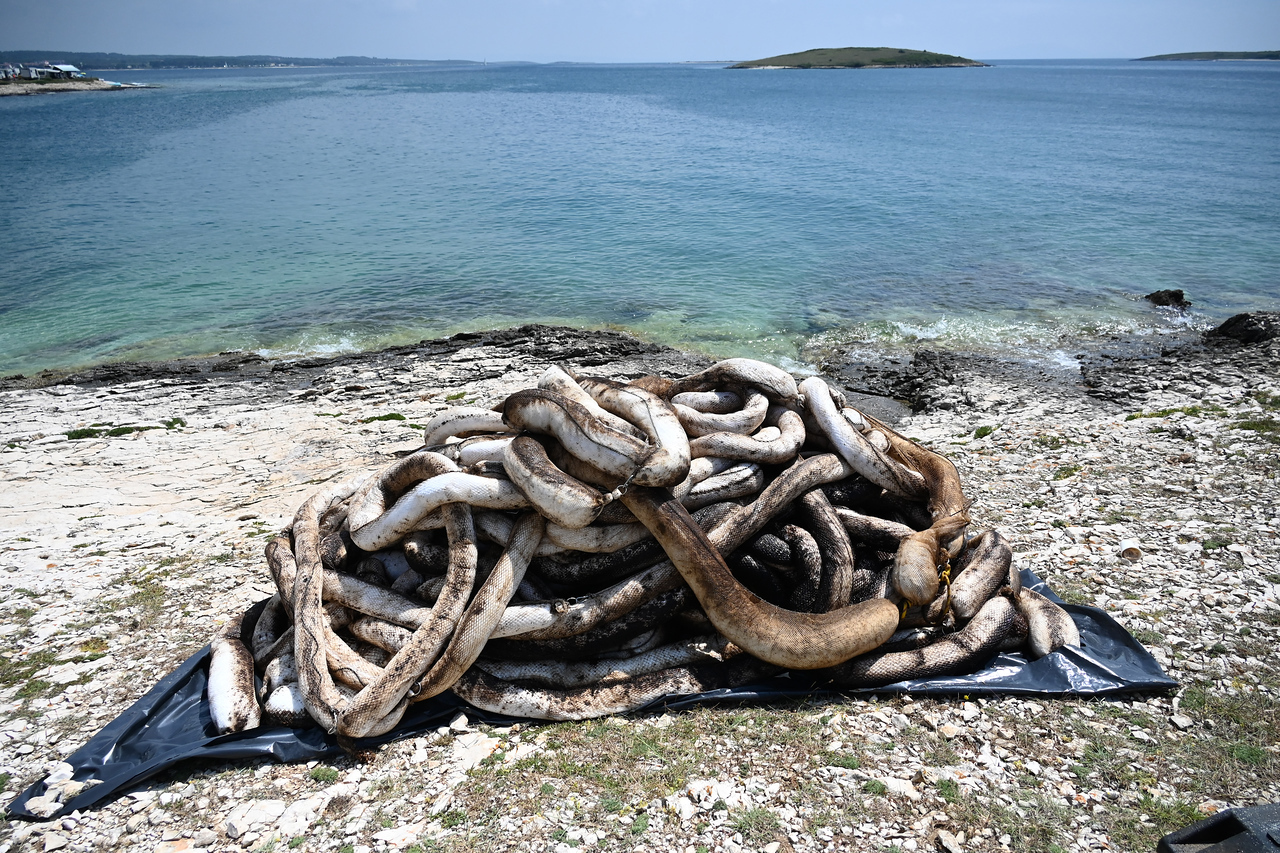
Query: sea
1,59,1278,377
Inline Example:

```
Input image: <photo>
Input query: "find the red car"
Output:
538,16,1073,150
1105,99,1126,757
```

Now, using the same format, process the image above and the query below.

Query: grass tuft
309,765,340,784
729,807,780,844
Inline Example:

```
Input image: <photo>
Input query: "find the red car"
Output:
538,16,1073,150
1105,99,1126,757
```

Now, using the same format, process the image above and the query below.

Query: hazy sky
4,0,1277,63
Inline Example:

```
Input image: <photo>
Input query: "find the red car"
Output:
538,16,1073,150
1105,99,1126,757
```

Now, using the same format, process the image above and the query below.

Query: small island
1135,50,1280,61
730,47,988,69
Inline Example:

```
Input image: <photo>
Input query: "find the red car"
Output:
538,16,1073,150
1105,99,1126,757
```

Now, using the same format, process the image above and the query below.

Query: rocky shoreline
2,320,1279,853
0,80,148,97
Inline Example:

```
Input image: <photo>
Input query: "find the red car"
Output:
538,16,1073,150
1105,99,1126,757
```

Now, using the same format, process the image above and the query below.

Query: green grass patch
125,575,167,618
974,425,997,439
0,648,59,689
1174,687,1280,787
942,787,1070,853
729,807,780,844
1234,416,1280,442
16,678,52,699
1229,743,1267,766
440,809,467,828
1108,794,1203,853
1255,391,1280,411
1052,464,1083,481
1129,627,1164,646
67,422,173,440
1126,404,1223,421
630,813,649,835
361,412,407,423
861,779,887,795
828,754,861,770
309,765,340,784
445,391,467,401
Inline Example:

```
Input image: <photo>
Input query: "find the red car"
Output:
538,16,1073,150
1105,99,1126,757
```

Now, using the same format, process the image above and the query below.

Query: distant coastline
0,50,479,71
1135,50,1280,61
730,47,988,69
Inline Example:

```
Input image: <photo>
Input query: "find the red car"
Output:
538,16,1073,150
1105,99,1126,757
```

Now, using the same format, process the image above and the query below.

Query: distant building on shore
11,62,85,80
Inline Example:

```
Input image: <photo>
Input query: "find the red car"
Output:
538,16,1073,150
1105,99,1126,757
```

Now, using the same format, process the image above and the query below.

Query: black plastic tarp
7,571,1176,821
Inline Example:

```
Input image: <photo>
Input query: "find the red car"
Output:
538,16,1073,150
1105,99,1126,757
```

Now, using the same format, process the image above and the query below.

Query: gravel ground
1,324,1278,853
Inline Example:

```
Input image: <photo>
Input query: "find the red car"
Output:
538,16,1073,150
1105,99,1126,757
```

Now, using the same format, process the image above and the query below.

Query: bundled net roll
207,359,1079,739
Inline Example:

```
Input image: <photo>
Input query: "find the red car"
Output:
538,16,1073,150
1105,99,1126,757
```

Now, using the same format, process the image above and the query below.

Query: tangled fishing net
206,358,1079,740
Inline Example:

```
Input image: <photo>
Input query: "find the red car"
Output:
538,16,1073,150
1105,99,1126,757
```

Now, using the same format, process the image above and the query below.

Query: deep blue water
1,59,1277,374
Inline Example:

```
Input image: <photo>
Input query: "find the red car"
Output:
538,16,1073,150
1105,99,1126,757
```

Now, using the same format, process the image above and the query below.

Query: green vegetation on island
1135,51,1280,61
0,51,479,70
729,47,988,69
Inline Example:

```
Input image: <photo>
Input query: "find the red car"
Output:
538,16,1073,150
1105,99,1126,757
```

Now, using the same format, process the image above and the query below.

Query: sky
3,0,1278,63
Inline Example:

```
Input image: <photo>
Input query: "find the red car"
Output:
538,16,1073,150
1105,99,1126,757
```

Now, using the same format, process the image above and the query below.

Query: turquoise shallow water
1,60,1278,375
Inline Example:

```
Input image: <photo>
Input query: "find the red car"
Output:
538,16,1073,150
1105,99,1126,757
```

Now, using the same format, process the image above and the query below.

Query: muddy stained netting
8,572,1175,821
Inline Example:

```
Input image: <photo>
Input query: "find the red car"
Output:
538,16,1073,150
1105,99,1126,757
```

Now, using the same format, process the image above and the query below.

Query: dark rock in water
1144,289,1191,309
1207,311,1280,344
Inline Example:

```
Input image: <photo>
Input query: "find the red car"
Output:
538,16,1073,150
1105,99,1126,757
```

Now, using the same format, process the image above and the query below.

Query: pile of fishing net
207,358,1079,740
